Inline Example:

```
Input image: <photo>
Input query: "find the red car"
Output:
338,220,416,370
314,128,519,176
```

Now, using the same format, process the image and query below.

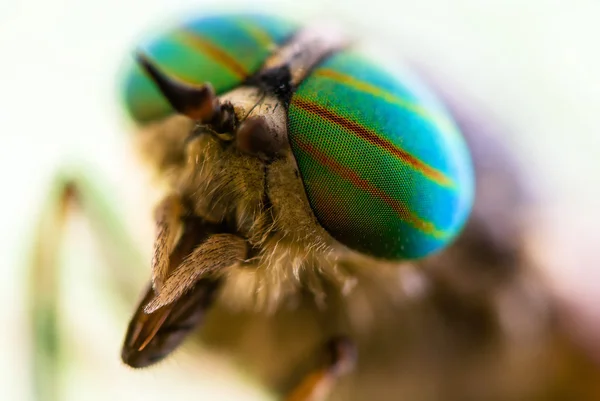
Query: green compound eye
122,13,297,123
121,11,474,261
287,50,475,260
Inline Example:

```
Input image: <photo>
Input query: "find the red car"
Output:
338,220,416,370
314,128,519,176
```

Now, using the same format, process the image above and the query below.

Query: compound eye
120,14,299,124
236,115,286,160
287,51,475,261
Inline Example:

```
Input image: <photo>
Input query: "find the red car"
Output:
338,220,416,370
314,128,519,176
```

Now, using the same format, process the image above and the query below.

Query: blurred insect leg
151,194,184,291
28,169,148,401
28,177,70,401
285,337,357,401
144,233,248,313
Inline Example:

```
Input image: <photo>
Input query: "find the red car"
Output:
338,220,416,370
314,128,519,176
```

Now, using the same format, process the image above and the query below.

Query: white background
1,0,599,400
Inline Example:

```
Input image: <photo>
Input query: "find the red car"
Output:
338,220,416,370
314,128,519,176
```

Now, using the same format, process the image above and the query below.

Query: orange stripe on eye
292,97,455,188
175,30,249,79
236,20,277,50
294,138,448,239
314,68,456,134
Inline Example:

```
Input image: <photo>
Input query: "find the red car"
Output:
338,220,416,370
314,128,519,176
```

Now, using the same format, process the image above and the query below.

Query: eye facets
122,13,474,261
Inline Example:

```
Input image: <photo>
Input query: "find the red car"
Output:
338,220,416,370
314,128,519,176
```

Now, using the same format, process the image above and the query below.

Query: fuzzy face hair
133,109,409,316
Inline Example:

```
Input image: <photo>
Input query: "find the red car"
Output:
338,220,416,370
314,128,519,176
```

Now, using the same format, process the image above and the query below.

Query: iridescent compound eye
122,13,297,123
120,13,474,261
287,51,474,260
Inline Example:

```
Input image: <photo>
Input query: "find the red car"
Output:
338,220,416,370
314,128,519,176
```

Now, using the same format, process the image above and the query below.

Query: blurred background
1,0,599,400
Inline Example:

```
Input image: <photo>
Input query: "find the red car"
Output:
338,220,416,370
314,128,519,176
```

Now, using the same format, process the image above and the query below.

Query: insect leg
28,167,147,401
285,336,357,401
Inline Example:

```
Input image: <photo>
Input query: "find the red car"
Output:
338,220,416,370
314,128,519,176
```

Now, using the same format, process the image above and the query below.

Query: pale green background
1,0,599,400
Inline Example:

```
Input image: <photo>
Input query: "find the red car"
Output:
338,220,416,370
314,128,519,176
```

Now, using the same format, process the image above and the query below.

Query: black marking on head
245,65,295,106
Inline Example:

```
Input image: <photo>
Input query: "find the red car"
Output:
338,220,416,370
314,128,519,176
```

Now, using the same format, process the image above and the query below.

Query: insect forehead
287,50,475,261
